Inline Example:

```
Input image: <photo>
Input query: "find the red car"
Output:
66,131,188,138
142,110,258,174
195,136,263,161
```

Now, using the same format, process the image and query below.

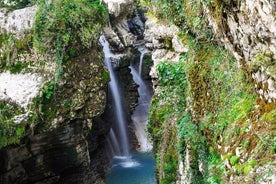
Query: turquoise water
105,152,157,184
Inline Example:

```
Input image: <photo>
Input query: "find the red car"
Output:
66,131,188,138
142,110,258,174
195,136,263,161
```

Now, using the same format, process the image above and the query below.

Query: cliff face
0,2,111,183
0,0,146,182
205,0,276,102
145,0,276,183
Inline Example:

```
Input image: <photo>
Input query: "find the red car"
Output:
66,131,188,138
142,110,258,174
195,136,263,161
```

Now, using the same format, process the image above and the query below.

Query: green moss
233,160,257,175
146,0,213,41
144,1,272,182
0,32,33,71
42,81,55,100
261,108,276,122
207,147,224,184
162,158,178,184
161,125,179,184
9,62,29,73
0,102,27,149
230,156,240,165
252,51,275,71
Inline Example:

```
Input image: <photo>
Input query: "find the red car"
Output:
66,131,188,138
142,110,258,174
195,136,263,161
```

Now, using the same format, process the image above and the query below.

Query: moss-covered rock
144,1,276,182
0,0,111,183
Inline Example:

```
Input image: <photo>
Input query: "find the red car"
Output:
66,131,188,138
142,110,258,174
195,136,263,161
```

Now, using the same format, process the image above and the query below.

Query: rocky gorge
0,0,276,184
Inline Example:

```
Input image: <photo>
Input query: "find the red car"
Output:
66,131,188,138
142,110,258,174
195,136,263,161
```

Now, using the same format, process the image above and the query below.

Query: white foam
120,160,141,168
114,156,130,160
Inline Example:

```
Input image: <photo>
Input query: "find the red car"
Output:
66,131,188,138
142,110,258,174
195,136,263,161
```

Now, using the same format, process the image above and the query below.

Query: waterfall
109,128,121,155
130,49,153,152
100,35,130,156
139,52,145,77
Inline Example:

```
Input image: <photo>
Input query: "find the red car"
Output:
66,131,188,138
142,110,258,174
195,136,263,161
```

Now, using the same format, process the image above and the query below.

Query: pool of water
105,152,157,184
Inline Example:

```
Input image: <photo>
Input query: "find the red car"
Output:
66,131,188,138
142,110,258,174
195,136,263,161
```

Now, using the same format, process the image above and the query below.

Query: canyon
0,0,275,183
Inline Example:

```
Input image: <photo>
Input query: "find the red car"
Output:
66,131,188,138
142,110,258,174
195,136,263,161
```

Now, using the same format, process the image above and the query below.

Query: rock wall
0,122,89,184
0,5,111,184
144,0,276,183
204,0,276,102
144,16,196,184
0,48,110,184
144,17,187,81
103,0,146,53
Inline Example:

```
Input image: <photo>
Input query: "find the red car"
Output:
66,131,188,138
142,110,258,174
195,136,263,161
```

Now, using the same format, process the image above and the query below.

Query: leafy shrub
34,0,107,54
33,0,107,81
42,81,55,100
146,0,213,41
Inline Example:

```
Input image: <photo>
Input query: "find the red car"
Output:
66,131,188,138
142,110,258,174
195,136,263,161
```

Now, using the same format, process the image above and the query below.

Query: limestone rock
114,22,136,47
104,27,125,52
103,1,147,53
103,0,134,18
150,49,180,80
128,14,145,38
172,36,188,53
144,17,187,81
204,0,276,101
0,72,44,109
0,6,36,36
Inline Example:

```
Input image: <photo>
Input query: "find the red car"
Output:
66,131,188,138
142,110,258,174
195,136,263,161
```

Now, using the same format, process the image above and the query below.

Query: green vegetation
207,147,224,184
0,0,108,150
0,102,26,148
33,0,107,82
233,159,257,175
230,156,240,165
149,58,207,183
0,32,33,72
252,51,275,72
143,0,213,41
146,0,276,181
149,61,188,183
42,81,55,100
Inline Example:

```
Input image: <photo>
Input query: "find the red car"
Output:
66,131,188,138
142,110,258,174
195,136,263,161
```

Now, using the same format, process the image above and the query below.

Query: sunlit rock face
0,72,44,109
102,0,137,52
0,6,36,36
204,0,276,102
144,17,188,81
0,5,46,124
103,0,134,18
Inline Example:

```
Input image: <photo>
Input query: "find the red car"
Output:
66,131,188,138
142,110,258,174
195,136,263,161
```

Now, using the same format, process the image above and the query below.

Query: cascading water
100,35,130,156
101,36,156,184
109,128,121,155
130,47,152,152
139,52,145,77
